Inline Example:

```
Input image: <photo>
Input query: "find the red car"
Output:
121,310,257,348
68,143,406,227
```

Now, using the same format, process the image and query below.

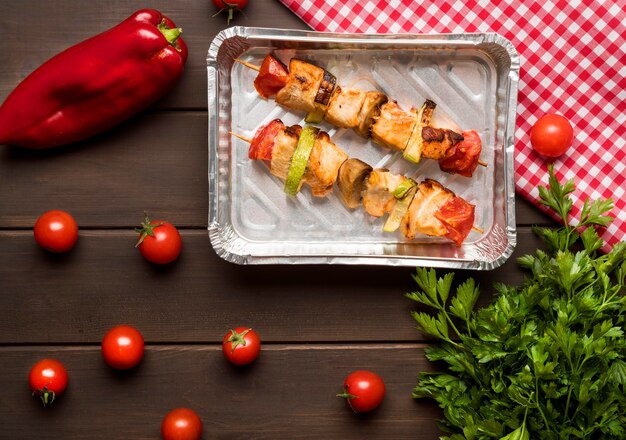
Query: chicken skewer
235,55,486,178
232,119,479,246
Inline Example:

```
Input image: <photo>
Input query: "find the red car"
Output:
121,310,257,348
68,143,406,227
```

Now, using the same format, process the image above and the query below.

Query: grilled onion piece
337,158,373,209
355,91,388,138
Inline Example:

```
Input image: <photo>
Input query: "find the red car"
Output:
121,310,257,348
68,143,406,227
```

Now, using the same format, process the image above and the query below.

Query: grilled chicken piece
421,127,465,160
370,101,418,151
269,125,346,197
362,169,407,217
324,86,367,129
355,91,388,138
303,131,349,197
337,158,373,209
402,100,464,162
270,125,301,181
275,59,325,114
400,179,454,239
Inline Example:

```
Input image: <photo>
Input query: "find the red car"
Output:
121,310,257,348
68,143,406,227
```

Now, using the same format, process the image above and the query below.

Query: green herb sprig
408,165,626,439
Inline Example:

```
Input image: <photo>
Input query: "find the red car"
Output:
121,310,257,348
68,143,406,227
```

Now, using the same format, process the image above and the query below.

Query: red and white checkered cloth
280,0,626,252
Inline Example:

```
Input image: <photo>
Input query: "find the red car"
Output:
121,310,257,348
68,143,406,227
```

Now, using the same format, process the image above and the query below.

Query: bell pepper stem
157,22,182,46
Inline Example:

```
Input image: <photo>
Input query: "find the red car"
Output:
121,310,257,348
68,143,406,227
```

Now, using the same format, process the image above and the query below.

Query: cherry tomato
28,358,68,406
530,113,573,158
33,210,78,253
222,327,261,366
101,325,145,370
135,213,182,265
337,370,386,413
212,0,248,24
161,407,202,440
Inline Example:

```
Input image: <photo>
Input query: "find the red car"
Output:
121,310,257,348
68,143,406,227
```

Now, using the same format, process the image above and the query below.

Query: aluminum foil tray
207,27,519,269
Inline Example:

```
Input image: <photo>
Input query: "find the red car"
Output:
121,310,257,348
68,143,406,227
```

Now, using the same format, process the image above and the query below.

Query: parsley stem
442,310,464,341
592,285,621,321
522,405,529,429
564,386,573,427
534,379,551,430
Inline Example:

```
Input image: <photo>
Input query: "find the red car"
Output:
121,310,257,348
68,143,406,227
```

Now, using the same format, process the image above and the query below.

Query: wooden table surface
0,1,554,438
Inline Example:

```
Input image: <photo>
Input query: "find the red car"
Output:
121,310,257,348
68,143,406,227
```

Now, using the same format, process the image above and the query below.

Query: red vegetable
254,55,289,99
435,196,476,246
29,359,68,406
135,213,183,265
249,119,284,161
161,408,202,440
530,113,573,158
33,210,79,253
222,327,261,366
337,370,386,413
439,130,482,177
101,325,145,370
212,0,249,25
0,9,187,149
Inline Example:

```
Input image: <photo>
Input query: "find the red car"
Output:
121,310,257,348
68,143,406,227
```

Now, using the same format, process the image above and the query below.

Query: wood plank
515,193,556,226
0,112,208,228
0,228,545,344
0,0,308,110
0,344,442,439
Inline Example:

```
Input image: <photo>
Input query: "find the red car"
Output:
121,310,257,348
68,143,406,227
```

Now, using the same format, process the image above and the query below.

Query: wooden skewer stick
233,59,489,170
231,130,484,236
229,131,252,143
233,61,488,170
234,58,260,72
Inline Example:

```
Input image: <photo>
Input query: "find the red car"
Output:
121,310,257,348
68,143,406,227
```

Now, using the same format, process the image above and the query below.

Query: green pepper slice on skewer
284,125,320,196
383,185,417,233
392,178,417,199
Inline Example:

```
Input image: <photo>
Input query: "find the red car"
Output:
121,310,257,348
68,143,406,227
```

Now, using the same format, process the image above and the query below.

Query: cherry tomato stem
222,327,261,365
32,385,56,406
212,0,248,24
28,358,68,407
338,370,386,413
135,213,182,265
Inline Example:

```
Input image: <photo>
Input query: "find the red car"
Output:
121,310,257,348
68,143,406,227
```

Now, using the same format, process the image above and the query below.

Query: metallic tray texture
207,27,519,269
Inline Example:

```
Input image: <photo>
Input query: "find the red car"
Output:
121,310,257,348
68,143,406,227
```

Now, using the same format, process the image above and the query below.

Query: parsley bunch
407,165,626,439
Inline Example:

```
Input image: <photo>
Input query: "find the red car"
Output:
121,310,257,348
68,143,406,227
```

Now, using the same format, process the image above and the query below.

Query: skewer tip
234,58,261,72
230,132,253,144
478,160,488,168
472,226,484,234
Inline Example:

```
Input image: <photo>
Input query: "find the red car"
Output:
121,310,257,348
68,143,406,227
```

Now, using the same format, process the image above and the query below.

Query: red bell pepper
249,119,284,161
253,55,289,99
434,196,475,247
438,130,482,178
0,9,188,149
